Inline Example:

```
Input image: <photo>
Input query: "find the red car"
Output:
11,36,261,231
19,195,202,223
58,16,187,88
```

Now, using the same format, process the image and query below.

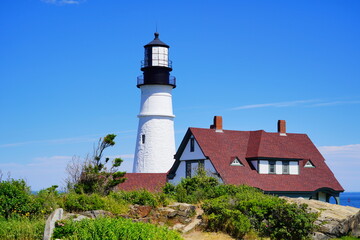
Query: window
199,160,205,171
230,157,243,166
141,134,145,144
283,161,289,174
186,160,204,178
269,161,276,174
151,47,168,67
144,48,151,67
304,160,315,168
186,162,191,177
190,136,195,152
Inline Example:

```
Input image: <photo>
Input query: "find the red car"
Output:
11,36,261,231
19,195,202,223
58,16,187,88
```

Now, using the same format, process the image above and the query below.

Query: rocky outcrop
43,208,63,240
127,202,202,233
44,209,119,239
282,197,360,239
45,203,202,239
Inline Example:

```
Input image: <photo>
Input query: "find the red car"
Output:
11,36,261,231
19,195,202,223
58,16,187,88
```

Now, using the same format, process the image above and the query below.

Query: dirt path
182,230,270,240
182,231,236,240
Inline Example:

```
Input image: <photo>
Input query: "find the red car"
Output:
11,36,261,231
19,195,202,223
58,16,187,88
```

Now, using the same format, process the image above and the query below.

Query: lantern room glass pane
152,47,168,67
144,48,151,67
152,47,159,53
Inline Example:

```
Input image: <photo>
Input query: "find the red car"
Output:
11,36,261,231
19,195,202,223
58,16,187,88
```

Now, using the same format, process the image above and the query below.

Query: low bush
110,190,160,207
53,217,183,240
63,193,105,212
0,179,41,219
202,186,318,240
35,185,63,215
0,217,45,240
203,195,251,238
102,195,129,215
164,170,220,203
62,192,131,215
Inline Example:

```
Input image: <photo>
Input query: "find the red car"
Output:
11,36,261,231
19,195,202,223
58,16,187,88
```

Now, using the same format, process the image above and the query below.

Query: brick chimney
278,120,286,136
210,116,223,132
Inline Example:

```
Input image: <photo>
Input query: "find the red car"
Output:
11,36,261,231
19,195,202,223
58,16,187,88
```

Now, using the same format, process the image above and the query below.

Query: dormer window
283,161,289,174
230,157,243,166
304,160,315,168
258,160,299,175
269,161,276,174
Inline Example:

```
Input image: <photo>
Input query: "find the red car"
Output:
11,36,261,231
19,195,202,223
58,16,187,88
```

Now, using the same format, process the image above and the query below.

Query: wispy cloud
230,100,317,110
41,0,86,5
29,156,73,167
318,144,360,159
230,99,360,110
311,101,360,107
0,131,136,148
0,155,72,190
0,137,96,148
318,144,360,192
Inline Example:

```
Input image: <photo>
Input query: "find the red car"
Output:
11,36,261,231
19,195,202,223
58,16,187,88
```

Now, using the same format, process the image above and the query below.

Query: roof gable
180,134,206,161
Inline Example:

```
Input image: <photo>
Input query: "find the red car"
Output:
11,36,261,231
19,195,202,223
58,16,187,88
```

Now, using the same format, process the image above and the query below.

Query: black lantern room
137,33,176,88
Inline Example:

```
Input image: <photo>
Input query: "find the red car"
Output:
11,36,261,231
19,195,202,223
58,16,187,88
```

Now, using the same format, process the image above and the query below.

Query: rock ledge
282,197,360,239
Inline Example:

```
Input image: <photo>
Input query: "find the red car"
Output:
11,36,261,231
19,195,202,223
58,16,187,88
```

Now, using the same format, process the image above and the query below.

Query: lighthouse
133,33,176,173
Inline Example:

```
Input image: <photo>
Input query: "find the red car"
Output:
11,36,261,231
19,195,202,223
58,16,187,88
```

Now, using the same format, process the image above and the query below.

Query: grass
0,217,45,240
53,217,183,240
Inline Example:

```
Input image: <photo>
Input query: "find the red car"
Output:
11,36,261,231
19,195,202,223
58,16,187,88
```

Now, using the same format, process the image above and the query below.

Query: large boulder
128,205,153,218
282,197,360,239
128,202,200,232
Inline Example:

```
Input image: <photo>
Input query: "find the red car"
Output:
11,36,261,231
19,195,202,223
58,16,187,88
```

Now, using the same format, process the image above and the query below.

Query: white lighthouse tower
133,33,176,173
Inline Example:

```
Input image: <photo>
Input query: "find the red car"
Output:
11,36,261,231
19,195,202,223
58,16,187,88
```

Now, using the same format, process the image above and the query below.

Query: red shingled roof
115,173,167,192
185,127,344,192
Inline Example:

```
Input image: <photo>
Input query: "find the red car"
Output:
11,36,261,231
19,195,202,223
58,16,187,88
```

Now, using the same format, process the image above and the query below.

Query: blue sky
1,0,359,191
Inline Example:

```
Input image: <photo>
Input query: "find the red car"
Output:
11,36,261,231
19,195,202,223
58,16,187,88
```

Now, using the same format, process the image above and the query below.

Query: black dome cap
144,32,169,48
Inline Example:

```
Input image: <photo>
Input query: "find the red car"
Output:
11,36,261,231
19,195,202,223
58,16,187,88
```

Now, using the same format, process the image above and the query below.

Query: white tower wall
133,85,176,173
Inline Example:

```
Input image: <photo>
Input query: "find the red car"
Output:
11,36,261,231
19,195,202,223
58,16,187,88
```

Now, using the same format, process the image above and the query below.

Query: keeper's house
167,116,344,204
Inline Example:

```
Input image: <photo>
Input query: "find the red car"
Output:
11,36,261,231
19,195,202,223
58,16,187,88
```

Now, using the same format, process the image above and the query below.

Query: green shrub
35,185,63,216
259,202,318,240
203,195,251,238
102,196,129,215
69,134,126,196
155,192,171,206
64,193,105,212
110,190,159,207
0,217,45,240
0,179,41,219
202,186,318,240
162,182,176,196
167,170,220,203
53,217,183,240
168,174,318,239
